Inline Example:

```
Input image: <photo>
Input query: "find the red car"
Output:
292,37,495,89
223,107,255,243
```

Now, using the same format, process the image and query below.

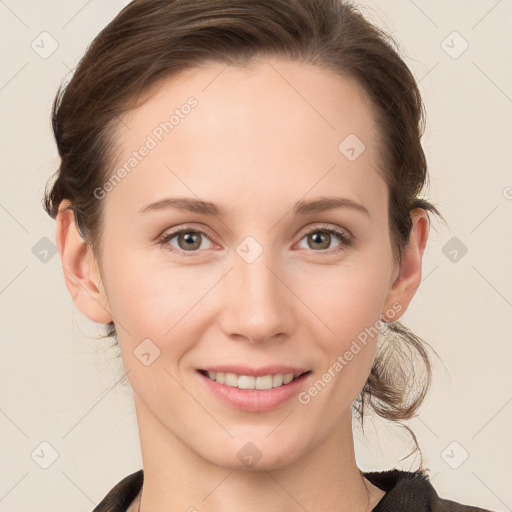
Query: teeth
273,374,284,387
256,375,273,390
225,373,238,387
283,373,294,384
238,375,256,389
205,371,301,389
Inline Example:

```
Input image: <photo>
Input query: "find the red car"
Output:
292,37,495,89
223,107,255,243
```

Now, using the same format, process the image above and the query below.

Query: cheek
303,256,391,339
103,232,393,348
301,254,391,392
101,248,197,336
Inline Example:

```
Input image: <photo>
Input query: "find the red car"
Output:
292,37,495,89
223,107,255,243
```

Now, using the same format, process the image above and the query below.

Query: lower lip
197,371,311,412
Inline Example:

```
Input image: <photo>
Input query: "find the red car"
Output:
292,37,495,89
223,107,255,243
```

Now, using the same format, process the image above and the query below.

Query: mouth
196,367,313,412
197,369,312,390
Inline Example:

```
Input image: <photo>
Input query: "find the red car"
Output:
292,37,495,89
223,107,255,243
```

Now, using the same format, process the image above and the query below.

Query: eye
158,224,353,258
297,225,353,254
158,227,214,257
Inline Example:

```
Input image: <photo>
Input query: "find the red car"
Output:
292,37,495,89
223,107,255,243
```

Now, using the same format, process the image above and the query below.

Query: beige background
1,1,511,511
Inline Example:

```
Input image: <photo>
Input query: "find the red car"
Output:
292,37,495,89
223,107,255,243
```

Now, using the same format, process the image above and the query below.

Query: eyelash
157,224,353,258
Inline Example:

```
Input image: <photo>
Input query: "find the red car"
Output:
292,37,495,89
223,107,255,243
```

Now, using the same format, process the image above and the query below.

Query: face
74,58,415,470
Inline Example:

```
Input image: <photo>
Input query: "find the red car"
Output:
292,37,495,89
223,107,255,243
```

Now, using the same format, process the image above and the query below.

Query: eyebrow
137,196,369,217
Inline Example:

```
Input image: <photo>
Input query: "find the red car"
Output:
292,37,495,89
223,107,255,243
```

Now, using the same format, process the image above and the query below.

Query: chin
197,434,306,472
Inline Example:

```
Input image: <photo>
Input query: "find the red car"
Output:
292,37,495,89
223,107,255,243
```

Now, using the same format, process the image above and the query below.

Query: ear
55,200,113,324
382,208,429,322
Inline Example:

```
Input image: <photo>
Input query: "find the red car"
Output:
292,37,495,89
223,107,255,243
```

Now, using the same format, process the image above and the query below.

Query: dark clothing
92,468,494,511
365,470,493,511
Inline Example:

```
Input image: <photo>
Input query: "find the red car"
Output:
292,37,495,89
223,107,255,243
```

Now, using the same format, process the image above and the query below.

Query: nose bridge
220,242,292,343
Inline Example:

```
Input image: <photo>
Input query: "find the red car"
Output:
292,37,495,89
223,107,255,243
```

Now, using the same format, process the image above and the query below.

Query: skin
56,58,428,511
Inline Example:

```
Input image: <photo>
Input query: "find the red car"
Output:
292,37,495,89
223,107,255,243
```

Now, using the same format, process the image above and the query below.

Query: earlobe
382,209,429,322
55,200,113,324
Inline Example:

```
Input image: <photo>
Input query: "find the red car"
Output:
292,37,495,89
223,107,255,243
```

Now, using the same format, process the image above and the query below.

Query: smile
199,370,309,390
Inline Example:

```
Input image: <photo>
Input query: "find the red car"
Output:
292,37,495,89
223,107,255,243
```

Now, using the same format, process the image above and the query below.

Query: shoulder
364,469,494,512
91,469,143,512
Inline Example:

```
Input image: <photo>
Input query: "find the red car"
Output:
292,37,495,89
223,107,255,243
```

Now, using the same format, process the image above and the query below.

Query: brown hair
43,0,442,465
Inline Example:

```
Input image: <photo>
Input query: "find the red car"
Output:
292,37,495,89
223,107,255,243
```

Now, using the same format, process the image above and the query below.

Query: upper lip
198,365,311,377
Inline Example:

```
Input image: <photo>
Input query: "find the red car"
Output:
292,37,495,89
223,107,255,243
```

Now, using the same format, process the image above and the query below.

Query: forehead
105,58,386,220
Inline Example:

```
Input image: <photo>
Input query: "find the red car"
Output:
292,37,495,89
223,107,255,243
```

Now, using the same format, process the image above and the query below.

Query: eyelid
299,223,352,240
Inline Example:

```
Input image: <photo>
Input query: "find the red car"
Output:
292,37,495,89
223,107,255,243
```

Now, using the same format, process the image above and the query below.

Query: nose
217,249,295,344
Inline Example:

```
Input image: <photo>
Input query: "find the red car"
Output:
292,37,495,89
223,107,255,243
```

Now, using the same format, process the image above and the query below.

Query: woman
43,0,494,510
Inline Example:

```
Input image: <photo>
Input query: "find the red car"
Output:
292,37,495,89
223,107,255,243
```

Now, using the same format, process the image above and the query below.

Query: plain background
0,1,511,511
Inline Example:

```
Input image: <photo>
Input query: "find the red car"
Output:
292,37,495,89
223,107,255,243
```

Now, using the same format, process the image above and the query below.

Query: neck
133,393,382,512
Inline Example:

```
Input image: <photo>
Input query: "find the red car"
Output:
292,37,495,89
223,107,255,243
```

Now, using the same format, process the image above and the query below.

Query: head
44,0,440,470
